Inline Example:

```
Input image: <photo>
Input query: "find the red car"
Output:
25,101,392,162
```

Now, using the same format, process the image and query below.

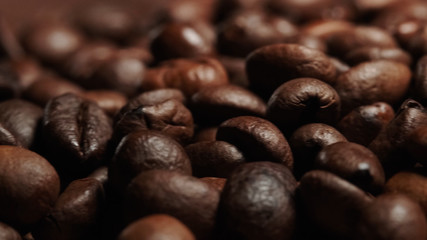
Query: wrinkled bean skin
298,170,373,239
118,214,196,240
337,102,395,146
109,130,192,195
216,116,293,169
335,60,411,113
315,142,385,194
266,78,341,133
0,146,60,231
185,141,245,178
358,194,427,240
246,44,336,99
191,84,266,126
42,93,112,177
124,170,219,240
33,178,105,240
217,162,297,240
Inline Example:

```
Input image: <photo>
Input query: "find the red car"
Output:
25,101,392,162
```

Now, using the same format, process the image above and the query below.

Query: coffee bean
337,102,395,146
185,141,245,178
118,214,195,240
284,34,327,53
407,125,427,165
0,17,24,60
123,170,219,240
217,162,296,240
82,90,127,117
330,57,350,76
193,127,218,142
218,56,248,87
166,0,217,23
200,177,227,192
414,56,427,105
0,222,21,240
88,166,109,188
0,146,60,231
302,20,354,39
314,142,385,194
42,93,112,177
246,44,336,99
216,116,293,168
289,123,347,179
109,130,192,194
6,58,42,90
344,47,412,66
266,78,341,133
0,64,20,101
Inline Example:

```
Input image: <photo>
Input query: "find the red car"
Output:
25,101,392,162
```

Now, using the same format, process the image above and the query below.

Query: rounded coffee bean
43,93,112,176
6,58,42,90
109,130,192,194
315,142,385,194
266,78,341,133
82,90,127,117
88,166,109,188
284,34,327,53
191,84,266,125
218,162,296,240
216,116,293,169
414,55,427,105
344,47,412,66
302,20,354,39
0,146,60,230
200,177,227,192
335,60,411,113
290,123,347,179
33,178,105,240
298,170,372,238
246,44,336,99
218,56,248,87
185,141,245,178
407,125,427,165
0,222,21,240
118,214,195,240
358,194,427,240
124,170,219,240
337,102,395,146
330,57,350,76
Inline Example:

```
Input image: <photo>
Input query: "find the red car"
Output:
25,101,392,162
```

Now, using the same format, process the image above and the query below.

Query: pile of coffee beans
1,0,427,239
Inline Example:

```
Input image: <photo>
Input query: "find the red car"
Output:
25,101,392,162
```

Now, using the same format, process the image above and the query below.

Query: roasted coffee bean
217,162,296,240
335,60,411,113
0,64,20,100
142,57,228,97
113,99,194,145
267,78,341,133
118,214,195,240
42,93,112,176
23,22,85,63
337,102,395,146
166,0,217,23
185,141,245,178
218,56,248,87
88,166,109,188
246,44,336,99
24,75,84,106
414,55,427,105
326,26,397,58
218,10,298,57
353,0,399,12
284,34,327,53
344,47,412,66
33,178,105,240
298,170,372,238
109,130,192,194
0,146,60,230
150,22,214,62
385,171,427,217
216,116,293,168
407,125,427,165
290,123,347,179
0,222,21,240
191,84,266,125
314,142,385,194
215,0,263,21
0,17,24,60
369,99,427,176
358,194,427,240
0,99,43,148
6,58,42,90
302,20,354,40
74,2,135,41
200,177,227,192
82,90,127,117
123,170,219,240
330,57,350,76
193,127,218,142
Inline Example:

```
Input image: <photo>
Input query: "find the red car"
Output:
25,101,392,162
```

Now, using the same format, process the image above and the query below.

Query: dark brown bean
123,170,219,240
0,17,24,60
330,57,350,76
335,60,411,113
82,90,127,117
289,123,347,179
166,0,217,23
109,130,192,194
302,20,354,39
33,178,105,240
315,142,385,194
407,125,427,165
246,44,336,99
185,141,245,178
0,146,60,231
344,47,412,66
414,55,427,105
217,162,296,240
0,64,20,101
191,84,266,125
200,177,227,192
218,56,248,87
193,127,218,142
267,78,341,133
0,222,21,240
42,93,112,176
216,116,293,169
118,214,195,240
337,102,395,146
6,58,42,90
284,34,327,53
298,170,373,238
